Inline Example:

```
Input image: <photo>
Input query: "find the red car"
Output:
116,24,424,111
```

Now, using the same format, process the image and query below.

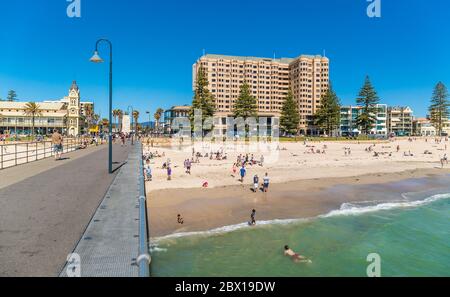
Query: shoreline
148,167,450,238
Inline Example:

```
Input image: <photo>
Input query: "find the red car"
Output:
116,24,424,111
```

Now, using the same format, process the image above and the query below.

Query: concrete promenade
60,143,145,277
0,143,131,276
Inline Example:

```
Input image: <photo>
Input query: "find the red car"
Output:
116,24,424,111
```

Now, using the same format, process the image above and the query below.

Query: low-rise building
412,118,436,136
339,104,387,136
163,105,191,134
387,106,414,136
0,81,93,136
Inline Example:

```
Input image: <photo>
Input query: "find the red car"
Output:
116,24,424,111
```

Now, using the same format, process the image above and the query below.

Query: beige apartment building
193,54,329,135
387,106,414,136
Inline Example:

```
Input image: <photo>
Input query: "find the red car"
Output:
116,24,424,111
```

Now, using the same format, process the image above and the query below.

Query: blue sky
0,0,449,118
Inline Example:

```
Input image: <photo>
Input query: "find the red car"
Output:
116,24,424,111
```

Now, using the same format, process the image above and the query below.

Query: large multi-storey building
339,104,388,136
0,81,93,136
289,55,330,132
193,54,329,135
387,106,414,136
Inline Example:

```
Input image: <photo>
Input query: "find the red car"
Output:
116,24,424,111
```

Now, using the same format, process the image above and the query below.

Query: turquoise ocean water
150,190,450,277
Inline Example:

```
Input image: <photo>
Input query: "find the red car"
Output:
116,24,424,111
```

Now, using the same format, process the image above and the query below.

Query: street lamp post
127,105,134,145
146,111,151,136
90,38,113,174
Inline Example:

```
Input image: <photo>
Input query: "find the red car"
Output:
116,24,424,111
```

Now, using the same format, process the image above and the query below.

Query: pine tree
190,66,216,135
314,85,341,136
429,82,450,136
233,81,257,120
280,90,300,136
7,90,17,102
356,76,379,134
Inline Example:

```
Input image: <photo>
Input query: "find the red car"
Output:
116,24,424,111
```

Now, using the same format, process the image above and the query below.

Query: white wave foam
151,218,304,244
150,246,168,253
323,193,450,218
150,193,450,247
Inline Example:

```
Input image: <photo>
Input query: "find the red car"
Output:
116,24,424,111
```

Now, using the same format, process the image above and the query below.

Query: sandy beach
145,137,450,237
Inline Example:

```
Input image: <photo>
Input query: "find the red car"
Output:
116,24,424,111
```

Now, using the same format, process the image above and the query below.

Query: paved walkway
60,143,143,277
0,143,131,276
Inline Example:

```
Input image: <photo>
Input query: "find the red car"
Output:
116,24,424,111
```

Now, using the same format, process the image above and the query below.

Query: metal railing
136,142,151,277
0,138,101,170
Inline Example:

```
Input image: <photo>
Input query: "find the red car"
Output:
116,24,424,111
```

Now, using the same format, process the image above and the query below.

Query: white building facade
0,81,93,137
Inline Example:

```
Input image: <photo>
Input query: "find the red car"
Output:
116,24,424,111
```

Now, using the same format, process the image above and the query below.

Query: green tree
154,108,164,131
84,104,94,133
190,66,216,135
233,81,257,120
314,85,341,136
7,90,17,102
101,118,109,133
429,82,450,136
132,110,140,132
280,90,300,136
23,102,43,140
117,109,124,132
355,76,380,134
113,109,121,132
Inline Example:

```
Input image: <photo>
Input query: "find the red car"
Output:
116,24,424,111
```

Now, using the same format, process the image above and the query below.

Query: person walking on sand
263,173,270,193
240,165,246,183
167,166,172,181
253,174,259,192
441,154,448,168
186,158,192,174
51,129,63,161
250,209,256,225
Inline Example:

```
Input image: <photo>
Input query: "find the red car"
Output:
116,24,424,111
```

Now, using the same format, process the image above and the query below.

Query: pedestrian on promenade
51,129,63,161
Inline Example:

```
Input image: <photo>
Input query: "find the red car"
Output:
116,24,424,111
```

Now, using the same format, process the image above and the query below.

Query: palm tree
154,108,164,132
117,109,124,132
112,109,121,132
23,102,42,140
132,110,140,132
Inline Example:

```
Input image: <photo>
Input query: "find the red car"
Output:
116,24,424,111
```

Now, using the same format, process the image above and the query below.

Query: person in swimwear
284,245,309,262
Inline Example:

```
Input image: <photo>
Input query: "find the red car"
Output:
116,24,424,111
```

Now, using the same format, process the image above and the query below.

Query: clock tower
67,80,81,136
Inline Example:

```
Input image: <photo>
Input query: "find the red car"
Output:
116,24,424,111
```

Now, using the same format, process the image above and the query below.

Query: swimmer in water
284,245,311,263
